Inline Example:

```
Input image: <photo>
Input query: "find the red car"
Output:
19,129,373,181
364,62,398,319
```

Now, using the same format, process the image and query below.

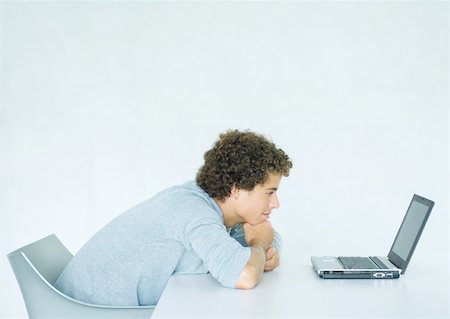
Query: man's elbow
235,265,260,289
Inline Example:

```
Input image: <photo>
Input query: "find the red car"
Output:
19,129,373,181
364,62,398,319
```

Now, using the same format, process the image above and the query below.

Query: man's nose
270,194,280,209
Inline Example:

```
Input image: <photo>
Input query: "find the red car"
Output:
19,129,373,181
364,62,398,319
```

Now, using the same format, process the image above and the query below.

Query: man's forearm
235,239,266,289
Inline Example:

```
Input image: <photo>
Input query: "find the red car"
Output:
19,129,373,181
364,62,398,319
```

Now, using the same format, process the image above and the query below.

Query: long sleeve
181,201,251,288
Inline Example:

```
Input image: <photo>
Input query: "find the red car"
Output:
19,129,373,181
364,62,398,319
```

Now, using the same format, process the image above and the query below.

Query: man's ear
230,184,240,200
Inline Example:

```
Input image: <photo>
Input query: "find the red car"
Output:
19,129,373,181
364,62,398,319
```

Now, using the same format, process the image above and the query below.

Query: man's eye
266,192,274,196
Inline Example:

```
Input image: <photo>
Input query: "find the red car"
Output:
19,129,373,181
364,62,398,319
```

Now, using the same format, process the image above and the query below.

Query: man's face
235,173,282,226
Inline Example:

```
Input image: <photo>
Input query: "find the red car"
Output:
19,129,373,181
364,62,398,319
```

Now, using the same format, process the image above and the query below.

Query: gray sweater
54,181,282,306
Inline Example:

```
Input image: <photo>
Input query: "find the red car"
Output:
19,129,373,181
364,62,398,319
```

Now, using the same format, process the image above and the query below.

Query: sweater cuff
271,231,283,254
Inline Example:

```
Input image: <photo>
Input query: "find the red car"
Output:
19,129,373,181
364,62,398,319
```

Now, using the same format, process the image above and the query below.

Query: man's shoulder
168,180,215,205
156,181,222,221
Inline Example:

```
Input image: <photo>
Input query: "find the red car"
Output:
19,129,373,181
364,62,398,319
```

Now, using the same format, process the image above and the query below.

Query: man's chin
246,219,270,226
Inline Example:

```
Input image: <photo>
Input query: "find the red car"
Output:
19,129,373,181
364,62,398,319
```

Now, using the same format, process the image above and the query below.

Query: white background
1,1,448,318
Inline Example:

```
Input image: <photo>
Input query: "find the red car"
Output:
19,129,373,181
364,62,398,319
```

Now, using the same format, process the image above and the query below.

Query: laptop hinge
386,256,402,271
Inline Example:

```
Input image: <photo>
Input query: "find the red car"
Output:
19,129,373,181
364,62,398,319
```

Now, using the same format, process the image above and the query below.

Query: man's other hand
264,247,280,272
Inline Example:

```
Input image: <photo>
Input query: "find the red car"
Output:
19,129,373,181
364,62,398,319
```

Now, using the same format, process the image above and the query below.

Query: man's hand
242,221,274,251
264,247,280,272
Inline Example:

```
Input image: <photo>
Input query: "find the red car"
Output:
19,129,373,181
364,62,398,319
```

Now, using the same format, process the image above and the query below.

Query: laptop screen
391,200,430,260
388,194,434,273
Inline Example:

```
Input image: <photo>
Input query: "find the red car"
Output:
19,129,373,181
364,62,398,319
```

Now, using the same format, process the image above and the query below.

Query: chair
7,234,155,319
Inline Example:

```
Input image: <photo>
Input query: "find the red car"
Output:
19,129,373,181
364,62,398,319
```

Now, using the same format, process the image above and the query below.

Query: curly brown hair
196,129,292,201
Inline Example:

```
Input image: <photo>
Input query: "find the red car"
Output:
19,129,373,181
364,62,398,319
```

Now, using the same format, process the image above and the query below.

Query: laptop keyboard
338,256,379,269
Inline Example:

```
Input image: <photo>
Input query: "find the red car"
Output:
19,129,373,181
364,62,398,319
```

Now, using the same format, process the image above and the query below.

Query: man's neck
213,197,241,228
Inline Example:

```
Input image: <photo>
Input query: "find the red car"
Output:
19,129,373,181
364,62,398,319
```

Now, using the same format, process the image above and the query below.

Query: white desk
152,252,449,319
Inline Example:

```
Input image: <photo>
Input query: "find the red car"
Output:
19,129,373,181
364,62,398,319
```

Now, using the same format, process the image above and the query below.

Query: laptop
311,194,434,279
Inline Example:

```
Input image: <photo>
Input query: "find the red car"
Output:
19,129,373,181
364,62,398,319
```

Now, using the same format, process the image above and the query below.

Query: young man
54,129,292,306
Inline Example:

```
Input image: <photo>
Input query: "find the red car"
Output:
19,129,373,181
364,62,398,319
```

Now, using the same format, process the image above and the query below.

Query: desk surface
152,252,449,319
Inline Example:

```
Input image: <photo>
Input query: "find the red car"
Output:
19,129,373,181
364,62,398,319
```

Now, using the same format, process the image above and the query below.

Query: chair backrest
8,234,73,284
8,234,154,319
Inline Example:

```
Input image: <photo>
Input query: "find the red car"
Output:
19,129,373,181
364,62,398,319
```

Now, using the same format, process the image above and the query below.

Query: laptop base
320,270,400,279
311,256,401,279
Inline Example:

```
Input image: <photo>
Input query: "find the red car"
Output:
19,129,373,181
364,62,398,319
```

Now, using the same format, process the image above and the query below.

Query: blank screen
391,201,429,260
